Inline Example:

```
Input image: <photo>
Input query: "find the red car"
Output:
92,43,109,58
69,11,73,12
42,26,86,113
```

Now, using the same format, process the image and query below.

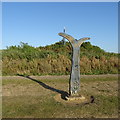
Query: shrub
2,42,119,75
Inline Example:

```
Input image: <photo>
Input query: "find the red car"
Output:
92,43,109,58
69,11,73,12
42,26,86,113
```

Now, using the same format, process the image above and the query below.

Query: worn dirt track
2,74,118,80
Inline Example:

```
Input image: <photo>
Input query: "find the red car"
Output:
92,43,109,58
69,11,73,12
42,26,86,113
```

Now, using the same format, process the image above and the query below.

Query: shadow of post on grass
17,74,69,100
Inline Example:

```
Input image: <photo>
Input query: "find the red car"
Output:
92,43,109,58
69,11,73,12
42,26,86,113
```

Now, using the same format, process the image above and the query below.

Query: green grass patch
2,95,118,118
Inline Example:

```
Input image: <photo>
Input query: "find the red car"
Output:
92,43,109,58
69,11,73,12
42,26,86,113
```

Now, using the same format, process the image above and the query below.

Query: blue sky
2,2,118,53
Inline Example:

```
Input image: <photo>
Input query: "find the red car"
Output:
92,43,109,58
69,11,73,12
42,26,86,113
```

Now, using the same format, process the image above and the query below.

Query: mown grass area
2,95,118,118
2,75,118,118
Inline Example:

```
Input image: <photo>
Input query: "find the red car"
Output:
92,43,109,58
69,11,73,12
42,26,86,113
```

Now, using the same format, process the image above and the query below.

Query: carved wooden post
59,33,90,97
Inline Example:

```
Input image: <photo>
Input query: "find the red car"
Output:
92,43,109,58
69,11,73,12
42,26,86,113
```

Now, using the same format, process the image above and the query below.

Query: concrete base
54,94,89,105
65,95,86,101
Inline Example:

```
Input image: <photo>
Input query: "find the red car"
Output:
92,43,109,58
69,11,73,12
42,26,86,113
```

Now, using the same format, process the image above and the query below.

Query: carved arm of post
58,33,75,44
77,37,90,46
58,33,90,96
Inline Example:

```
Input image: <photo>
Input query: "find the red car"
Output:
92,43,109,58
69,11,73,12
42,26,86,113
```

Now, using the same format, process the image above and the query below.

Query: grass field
2,74,118,118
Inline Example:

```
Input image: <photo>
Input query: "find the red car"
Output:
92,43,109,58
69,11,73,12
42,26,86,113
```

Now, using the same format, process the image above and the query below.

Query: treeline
2,41,119,76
